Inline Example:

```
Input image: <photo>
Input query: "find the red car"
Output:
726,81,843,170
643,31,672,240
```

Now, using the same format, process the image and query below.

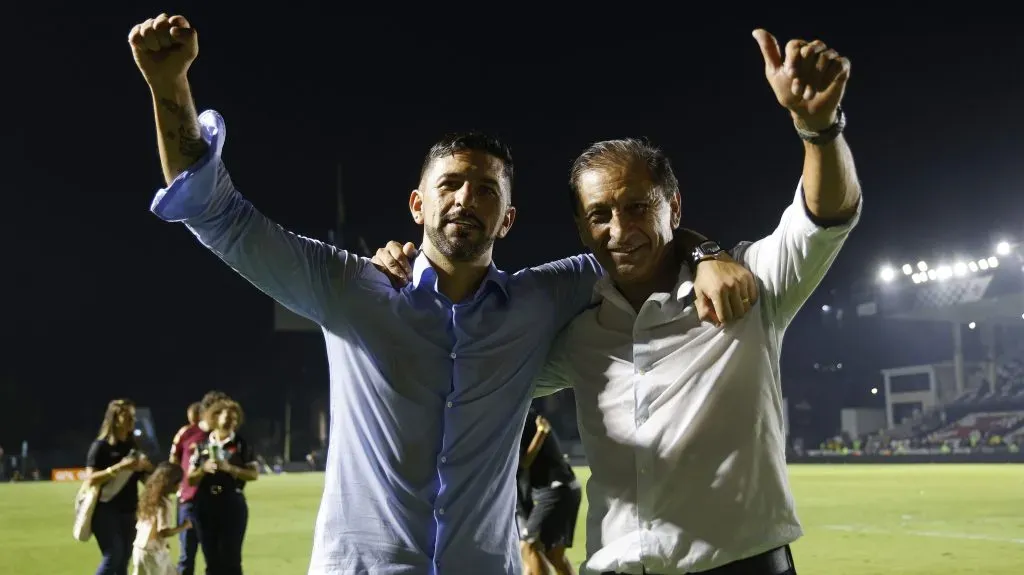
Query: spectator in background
86,399,154,575
132,462,193,575
188,399,259,575
517,408,581,575
169,391,228,575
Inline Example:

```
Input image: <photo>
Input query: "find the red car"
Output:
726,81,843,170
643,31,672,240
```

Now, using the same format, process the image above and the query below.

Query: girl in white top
132,462,192,575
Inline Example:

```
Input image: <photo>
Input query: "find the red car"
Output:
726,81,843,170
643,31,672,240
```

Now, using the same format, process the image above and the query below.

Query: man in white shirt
534,29,862,574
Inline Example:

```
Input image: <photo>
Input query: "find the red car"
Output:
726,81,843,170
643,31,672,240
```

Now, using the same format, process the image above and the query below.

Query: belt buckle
210,485,223,495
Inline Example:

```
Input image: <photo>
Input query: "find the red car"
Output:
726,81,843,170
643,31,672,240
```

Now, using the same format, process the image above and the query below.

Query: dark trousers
604,545,796,575
194,490,249,575
91,503,136,575
178,501,200,575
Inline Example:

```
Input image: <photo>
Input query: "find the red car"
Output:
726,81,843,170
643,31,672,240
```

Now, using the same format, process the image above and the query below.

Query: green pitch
2,464,1022,574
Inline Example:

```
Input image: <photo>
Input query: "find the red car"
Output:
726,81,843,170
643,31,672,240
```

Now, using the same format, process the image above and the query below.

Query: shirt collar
411,252,510,301
593,257,694,311
209,431,235,446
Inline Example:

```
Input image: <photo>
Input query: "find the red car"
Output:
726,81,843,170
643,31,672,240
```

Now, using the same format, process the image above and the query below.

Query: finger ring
742,298,750,304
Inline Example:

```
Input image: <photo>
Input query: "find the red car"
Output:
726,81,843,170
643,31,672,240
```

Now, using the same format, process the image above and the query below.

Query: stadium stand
811,241,1024,457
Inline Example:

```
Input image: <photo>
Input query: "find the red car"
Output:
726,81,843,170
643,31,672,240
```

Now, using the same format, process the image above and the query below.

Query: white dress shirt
536,183,860,574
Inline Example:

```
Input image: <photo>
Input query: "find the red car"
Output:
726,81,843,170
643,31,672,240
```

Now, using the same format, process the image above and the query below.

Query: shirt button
440,456,447,464
450,352,457,359
639,467,647,474
446,401,453,408
438,508,445,516
637,368,646,375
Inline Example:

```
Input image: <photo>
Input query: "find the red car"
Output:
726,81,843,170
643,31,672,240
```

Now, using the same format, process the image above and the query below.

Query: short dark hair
568,138,679,215
419,131,515,187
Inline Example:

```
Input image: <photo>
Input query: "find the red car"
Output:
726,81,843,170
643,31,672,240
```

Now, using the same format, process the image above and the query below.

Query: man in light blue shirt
129,14,754,575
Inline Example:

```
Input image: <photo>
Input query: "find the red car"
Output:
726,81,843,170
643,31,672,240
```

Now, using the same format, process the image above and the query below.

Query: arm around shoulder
527,253,604,330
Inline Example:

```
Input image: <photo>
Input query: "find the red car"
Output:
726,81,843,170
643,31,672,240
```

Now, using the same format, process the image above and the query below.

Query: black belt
603,545,794,575
204,484,243,496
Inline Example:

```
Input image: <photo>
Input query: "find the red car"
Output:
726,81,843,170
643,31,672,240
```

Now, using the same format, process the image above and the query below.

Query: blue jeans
178,501,200,575
92,503,136,575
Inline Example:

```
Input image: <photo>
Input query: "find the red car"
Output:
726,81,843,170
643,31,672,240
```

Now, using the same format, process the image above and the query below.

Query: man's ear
669,190,681,230
409,189,424,225
496,205,517,239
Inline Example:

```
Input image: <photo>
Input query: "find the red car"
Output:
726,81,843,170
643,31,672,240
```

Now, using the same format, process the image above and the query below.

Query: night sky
4,6,1022,456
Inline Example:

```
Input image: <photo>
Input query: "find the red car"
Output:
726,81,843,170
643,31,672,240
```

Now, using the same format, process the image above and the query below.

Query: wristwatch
795,106,846,146
691,240,724,264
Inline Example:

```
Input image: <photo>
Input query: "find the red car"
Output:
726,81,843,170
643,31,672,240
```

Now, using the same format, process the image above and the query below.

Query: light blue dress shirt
150,110,602,574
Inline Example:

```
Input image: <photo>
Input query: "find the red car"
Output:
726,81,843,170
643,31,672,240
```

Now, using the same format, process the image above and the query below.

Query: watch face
698,241,722,255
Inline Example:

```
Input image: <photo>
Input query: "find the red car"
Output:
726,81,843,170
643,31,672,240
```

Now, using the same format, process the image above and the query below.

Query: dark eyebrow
436,173,500,188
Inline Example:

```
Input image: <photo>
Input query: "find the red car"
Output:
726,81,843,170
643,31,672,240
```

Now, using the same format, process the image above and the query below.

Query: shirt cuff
149,110,227,222
793,177,862,237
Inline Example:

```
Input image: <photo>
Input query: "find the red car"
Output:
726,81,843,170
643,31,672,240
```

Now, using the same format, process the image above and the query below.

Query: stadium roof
858,245,1024,326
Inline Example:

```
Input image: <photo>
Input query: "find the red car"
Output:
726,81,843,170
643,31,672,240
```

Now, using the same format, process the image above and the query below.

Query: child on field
132,462,192,575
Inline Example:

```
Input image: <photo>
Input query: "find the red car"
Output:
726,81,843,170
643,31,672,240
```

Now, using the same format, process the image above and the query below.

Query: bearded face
411,150,515,262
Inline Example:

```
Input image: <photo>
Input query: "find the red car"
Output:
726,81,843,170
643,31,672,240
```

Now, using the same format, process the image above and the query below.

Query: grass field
2,464,1023,574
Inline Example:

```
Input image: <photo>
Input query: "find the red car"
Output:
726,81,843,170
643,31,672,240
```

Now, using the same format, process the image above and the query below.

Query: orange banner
51,468,89,482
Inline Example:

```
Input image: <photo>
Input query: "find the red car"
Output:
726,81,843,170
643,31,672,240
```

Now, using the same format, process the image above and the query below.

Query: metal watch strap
795,106,846,146
692,240,723,264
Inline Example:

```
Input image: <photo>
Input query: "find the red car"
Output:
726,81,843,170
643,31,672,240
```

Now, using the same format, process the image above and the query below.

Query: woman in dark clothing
85,398,154,575
188,399,259,575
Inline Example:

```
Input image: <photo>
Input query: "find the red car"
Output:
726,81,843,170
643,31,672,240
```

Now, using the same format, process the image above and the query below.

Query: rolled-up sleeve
150,110,365,326
738,179,861,328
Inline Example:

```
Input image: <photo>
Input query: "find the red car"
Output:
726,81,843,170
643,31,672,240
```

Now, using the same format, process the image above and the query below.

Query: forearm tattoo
158,97,207,161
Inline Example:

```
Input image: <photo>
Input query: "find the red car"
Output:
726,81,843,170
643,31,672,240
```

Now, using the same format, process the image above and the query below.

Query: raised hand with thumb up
751,29,851,133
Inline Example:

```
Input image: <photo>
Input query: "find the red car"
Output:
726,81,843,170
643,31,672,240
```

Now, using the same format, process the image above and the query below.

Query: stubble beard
425,223,495,262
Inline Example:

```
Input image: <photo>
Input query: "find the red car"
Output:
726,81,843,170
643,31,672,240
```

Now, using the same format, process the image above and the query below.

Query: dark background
4,5,1021,458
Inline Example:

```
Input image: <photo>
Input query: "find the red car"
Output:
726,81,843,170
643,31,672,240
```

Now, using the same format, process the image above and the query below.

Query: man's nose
608,212,629,243
453,183,478,208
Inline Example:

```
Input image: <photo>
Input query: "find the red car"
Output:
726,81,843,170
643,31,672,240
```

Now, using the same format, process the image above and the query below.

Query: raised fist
128,14,198,88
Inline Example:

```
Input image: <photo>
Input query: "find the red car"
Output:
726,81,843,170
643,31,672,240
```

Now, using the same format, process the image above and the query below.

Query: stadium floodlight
902,263,913,275
968,261,979,273
937,265,953,281
988,256,999,268
968,321,977,330
912,273,923,284
917,261,928,272
870,387,878,395
878,266,895,282
927,269,938,280
953,262,968,277
979,259,990,271
996,241,1011,256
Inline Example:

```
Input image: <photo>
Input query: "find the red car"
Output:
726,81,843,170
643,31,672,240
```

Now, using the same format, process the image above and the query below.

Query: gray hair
568,138,679,215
